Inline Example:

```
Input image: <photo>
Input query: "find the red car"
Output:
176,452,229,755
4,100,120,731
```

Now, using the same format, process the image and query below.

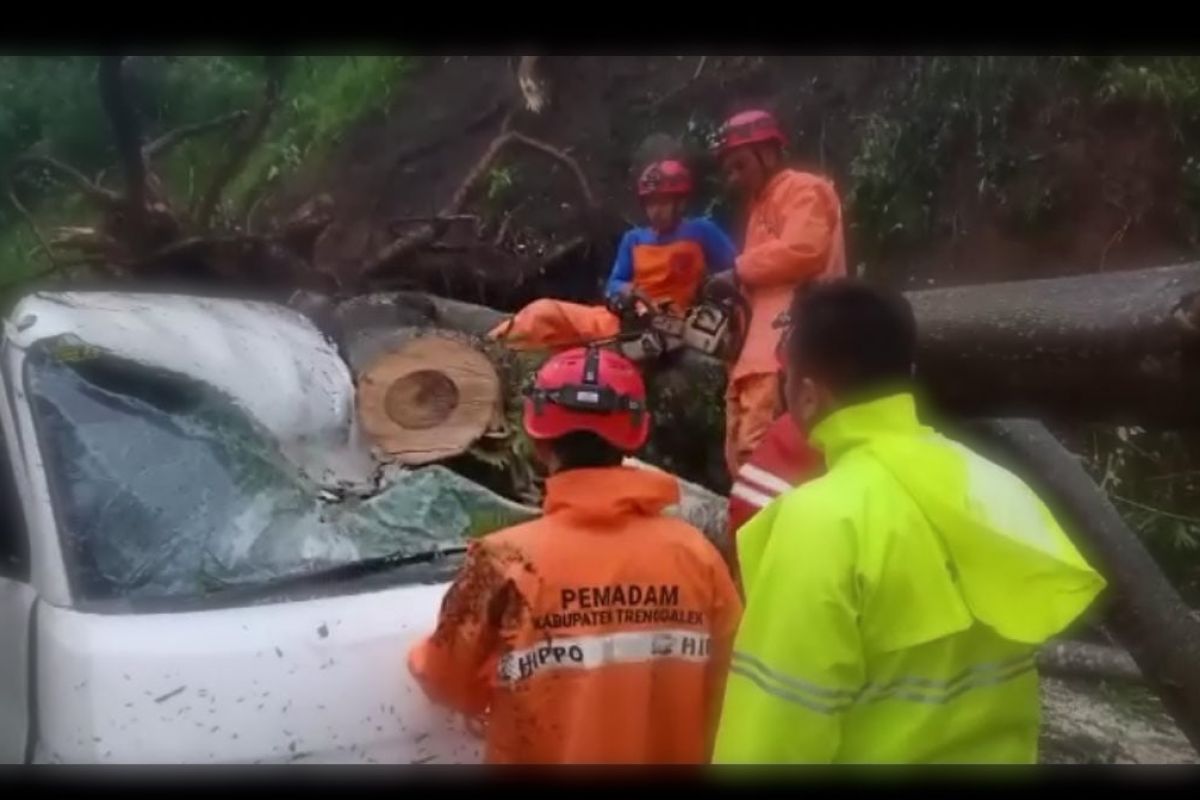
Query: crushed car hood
6,291,373,488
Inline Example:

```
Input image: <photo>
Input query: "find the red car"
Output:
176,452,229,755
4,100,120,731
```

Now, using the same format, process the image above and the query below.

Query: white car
0,291,525,764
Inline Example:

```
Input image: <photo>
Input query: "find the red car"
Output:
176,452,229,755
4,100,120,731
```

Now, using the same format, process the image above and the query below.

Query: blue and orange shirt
605,218,737,311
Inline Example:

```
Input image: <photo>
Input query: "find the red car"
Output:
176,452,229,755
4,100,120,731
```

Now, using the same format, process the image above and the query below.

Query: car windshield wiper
78,544,472,615
79,545,472,615
256,544,469,593
183,544,471,608
274,544,470,590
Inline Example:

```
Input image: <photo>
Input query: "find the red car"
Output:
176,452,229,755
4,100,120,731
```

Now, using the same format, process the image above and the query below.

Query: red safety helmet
637,159,693,198
715,109,787,157
523,346,650,451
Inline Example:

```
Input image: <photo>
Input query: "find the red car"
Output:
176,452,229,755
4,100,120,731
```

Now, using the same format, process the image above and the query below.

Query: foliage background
0,56,409,290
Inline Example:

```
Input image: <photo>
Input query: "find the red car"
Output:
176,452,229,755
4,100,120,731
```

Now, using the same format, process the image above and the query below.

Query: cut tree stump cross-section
356,330,502,464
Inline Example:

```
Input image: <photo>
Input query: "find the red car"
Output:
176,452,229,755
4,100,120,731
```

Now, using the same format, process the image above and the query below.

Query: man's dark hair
548,431,625,471
785,279,916,398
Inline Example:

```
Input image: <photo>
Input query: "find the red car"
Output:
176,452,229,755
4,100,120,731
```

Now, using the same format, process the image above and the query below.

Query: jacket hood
814,393,1105,649
543,466,680,525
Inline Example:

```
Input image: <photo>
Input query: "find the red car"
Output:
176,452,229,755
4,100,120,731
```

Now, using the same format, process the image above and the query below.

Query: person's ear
786,374,822,428
532,439,559,473
797,378,821,424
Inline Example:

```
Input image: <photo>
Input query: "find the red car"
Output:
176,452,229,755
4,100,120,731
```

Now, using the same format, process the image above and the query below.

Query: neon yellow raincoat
714,393,1105,764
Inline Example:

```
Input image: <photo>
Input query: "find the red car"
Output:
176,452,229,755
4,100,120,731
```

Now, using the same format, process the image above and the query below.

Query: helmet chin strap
754,144,782,190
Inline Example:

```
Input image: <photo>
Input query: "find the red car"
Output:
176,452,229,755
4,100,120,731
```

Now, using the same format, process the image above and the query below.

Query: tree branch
194,56,289,230
362,125,597,279
493,200,526,246
507,131,597,209
11,155,121,206
388,213,480,234
1038,640,1143,684
362,132,515,276
144,110,250,160
537,236,587,271
125,233,264,275
517,56,548,113
964,418,1200,753
98,56,148,215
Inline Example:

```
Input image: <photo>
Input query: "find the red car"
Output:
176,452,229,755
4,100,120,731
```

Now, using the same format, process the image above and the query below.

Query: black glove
605,290,634,317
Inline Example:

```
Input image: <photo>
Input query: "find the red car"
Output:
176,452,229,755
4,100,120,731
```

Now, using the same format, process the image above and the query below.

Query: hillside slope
271,56,1200,305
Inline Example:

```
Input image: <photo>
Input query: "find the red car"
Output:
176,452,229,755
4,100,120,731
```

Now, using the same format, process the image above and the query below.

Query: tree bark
1038,640,1143,684
911,263,1200,426
962,418,1200,755
98,56,148,218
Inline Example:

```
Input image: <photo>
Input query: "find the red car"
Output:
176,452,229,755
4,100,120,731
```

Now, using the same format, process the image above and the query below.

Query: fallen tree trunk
963,419,1200,755
912,264,1200,426
331,262,1200,432
312,264,1200,491
1038,641,1143,684
315,264,1200,487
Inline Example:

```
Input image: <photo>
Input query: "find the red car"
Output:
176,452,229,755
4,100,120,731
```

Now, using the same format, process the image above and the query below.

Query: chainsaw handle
607,286,659,319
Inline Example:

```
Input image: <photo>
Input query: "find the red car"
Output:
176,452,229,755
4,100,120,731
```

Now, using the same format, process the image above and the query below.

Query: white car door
0,422,35,764
0,579,35,764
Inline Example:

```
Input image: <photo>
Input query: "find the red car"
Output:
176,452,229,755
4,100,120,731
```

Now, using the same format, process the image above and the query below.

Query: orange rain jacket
732,168,846,382
488,219,736,351
724,169,846,473
408,466,743,764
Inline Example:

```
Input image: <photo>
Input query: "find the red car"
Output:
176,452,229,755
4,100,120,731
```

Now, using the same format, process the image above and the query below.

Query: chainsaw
604,280,749,365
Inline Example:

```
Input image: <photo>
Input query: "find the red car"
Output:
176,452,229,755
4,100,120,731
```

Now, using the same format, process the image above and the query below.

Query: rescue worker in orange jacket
489,160,737,350
408,347,743,763
715,109,846,475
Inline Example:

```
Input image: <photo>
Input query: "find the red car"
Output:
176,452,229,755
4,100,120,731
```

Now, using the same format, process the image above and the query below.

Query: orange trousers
488,299,620,351
725,372,781,477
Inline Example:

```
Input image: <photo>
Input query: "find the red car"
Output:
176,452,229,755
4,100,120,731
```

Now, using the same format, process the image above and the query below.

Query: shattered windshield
24,338,536,604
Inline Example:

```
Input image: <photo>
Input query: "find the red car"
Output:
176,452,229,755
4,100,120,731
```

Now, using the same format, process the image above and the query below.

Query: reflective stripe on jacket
727,414,823,537
409,466,743,763
715,393,1105,763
